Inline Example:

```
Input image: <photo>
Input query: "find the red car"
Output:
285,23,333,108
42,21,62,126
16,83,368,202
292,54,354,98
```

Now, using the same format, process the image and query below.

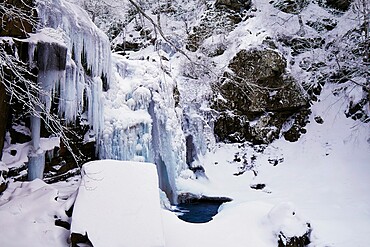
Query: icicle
28,108,45,181
35,0,112,140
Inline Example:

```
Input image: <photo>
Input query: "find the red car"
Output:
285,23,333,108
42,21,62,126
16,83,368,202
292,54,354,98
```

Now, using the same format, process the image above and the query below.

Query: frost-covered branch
0,1,38,36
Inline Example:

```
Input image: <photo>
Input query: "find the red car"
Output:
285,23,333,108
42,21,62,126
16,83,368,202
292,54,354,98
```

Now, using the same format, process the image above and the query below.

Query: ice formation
14,0,192,201
23,0,112,179
99,55,188,203
33,0,111,133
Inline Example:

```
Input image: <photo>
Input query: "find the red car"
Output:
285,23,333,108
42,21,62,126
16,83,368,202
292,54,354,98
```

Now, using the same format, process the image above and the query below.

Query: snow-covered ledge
70,160,165,247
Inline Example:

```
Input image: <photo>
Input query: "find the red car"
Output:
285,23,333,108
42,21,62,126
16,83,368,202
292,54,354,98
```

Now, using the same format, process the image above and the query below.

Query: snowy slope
175,82,370,247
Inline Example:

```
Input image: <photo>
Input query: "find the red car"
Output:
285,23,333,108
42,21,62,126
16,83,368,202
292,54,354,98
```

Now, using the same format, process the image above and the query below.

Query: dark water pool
176,201,225,223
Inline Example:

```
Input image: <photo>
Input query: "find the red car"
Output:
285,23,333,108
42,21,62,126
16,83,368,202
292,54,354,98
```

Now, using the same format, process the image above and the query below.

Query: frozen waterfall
25,0,112,179
34,0,111,134
99,55,188,204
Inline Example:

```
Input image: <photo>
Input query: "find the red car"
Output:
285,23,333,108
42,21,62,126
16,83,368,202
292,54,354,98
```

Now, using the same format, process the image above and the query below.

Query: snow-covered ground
1,86,368,246
174,83,370,247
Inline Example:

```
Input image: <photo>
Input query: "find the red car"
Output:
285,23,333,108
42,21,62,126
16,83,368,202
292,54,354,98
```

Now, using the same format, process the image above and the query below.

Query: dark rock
214,113,252,143
278,226,311,247
178,193,232,204
283,109,311,142
0,83,9,160
299,57,326,72
227,49,286,84
0,181,7,194
37,41,67,72
314,116,324,124
306,18,337,32
215,0,252,12
55,219,71,230
9,126,32,144
272,0,309,14
262,37,278,49
186,2,250,52
250,183,266,190
278,35,325,56
70,232,93,247
7,163,28,181
66,203,74,217
212,49,308,144
326,0,353,11
0,165,8,194
268,158,284,166
345,98,369,122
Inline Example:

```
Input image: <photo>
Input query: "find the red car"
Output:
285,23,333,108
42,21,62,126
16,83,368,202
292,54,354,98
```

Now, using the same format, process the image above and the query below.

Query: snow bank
162,201,276,247
0,179,70,247
71,160,165,247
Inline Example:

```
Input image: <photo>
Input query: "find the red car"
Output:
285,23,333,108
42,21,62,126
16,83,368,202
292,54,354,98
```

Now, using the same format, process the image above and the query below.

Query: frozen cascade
23,0,112,180
177,75,216,172
100,56,188,203
34,0,111,135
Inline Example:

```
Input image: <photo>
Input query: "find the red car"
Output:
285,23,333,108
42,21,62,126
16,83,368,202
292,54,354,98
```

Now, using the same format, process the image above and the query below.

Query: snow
267,202,309,239
71,160,165,247
176,84,370,247
0,179,71,247
1,137,60,170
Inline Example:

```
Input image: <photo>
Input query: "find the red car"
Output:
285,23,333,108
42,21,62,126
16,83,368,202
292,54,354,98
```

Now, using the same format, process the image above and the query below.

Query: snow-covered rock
70,160,165,247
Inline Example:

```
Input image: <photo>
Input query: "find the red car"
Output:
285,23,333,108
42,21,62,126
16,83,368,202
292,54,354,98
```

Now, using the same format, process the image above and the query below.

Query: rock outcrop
272,0,309,14
213,49,309,144
186,1,251,52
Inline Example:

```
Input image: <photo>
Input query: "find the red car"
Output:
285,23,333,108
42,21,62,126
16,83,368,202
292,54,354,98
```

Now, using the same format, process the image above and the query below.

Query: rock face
272,0,309,14
0,0,36,38
215,0,252,12
0,0,36,160
186,1,251,52
213,49,308,144
326,0,353,11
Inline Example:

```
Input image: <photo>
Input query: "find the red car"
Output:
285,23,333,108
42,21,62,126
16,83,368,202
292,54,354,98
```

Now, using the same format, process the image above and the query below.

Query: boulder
71,161,166,247
186,1,250,52
212,49,308,144
268,202,312,247
278,35,325,56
